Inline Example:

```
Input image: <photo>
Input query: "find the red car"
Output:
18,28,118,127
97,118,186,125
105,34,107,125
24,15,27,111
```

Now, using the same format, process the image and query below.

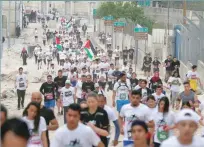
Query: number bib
119,93,127,100
46,93,53,100
157,129,168,142
19,82,25,88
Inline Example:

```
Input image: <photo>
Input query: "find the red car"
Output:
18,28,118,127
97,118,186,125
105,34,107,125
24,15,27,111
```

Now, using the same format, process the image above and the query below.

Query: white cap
175,109,201,124
94,83,99,88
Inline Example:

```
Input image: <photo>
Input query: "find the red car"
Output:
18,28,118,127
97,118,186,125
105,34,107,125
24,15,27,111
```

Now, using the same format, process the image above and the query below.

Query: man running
54,70,67,115
51,103,104,147
119,90,154,147
15,67,28,110
37,48,43,69
40,75,58,111
112,72,131,112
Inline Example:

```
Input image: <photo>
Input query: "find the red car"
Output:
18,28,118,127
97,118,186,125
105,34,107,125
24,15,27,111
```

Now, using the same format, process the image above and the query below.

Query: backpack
117,82,129,90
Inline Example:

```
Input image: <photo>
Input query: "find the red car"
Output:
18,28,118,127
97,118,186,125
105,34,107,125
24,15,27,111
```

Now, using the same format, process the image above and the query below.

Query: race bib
119,93,127,100
19,82,25,88
157,129,168,142
46,93,53,100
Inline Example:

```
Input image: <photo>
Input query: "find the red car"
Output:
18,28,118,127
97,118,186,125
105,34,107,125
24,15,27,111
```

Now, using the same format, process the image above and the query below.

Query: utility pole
8,1,11,48
167,0,170,36
0,1,2,59
183,0,187,24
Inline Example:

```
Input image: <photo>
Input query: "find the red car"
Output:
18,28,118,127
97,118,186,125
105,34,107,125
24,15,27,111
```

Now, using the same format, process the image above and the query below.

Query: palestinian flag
83,39,96,60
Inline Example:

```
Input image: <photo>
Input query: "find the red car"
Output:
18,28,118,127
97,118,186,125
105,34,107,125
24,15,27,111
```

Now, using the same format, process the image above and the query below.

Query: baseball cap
175,109,201,124
94,83,99,88
65,80,71,85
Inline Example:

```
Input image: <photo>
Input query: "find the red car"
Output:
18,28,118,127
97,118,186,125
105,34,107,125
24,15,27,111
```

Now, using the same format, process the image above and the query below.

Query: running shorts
116,99,130,112
38,59,42,63
44,100,55,108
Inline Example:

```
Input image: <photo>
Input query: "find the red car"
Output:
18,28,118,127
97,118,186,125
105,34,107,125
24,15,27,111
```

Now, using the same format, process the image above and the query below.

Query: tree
96,2,154,34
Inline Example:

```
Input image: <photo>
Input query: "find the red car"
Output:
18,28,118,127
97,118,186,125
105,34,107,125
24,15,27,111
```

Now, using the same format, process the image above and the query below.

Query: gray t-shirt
180,91,195,103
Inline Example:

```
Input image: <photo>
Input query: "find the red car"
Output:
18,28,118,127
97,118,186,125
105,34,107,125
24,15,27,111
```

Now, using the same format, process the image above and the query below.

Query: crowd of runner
1,15,204,147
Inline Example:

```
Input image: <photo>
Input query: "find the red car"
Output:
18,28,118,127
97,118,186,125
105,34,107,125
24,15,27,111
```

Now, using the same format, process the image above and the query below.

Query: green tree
96,2,154,34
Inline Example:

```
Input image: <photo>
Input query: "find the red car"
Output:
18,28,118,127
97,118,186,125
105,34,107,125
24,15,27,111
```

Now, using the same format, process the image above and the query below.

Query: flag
83,40,96,60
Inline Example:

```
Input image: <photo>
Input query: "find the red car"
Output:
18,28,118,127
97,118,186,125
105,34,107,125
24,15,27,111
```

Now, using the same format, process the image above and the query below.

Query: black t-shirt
152,60,161,68
82,82,95,93
54,76,67,89
171,60,180,70
40,82,58,101
80,107,109,147
130,78,138,88
40,106,55,146
164,59,173,71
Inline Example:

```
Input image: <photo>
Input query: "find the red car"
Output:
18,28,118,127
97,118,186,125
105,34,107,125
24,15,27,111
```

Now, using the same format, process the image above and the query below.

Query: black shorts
38,59,42,63
35,36,38,39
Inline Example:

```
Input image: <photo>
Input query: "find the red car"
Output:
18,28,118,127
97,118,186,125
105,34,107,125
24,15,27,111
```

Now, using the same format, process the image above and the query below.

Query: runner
130,72,138,90
98,94,120,146
80,93,109,147
152,86,165,104
75,75,86,104
107,63,115,91
15,67,28,110
60,80,75,123
37,48,43,70
168,72,182,109
152,57,161,72
146,95,157,114
54,70,67,115
149,71,163,92
46,48,53,70
119,90,154,147
82,74,95,95
48,63,57,78
34,44,40,64
177,81,198,109
40,75,58,111
50,103,104,147
152,97,175,147
31,92,59,146
1,118,30,147
112,72,131,112
142,53,152,77
161,109,204,147
164,55,173,83
136,79,152,104
22,102,48,147
186,65,202,92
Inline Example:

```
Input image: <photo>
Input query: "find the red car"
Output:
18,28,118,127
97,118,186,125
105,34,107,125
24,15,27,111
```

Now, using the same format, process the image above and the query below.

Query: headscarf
22,47,26,53
151,71,160,82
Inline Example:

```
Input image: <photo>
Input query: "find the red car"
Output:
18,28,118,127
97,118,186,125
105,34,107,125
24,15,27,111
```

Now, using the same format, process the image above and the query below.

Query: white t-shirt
60,87,75,106
113,82,131,100
120,103,153,140
122,66,129,72
187,71,199,79
152,93,165,104
22,116,47,147
106,37,112,45
75,81,82,98
34,47,40,55
64,62,71,70
49,68,57,78
16,74,27,90
50,123,101,147
152,110,175,144
37,51,43,59
161,136,204,147
104,105,117,122
168,77,182,92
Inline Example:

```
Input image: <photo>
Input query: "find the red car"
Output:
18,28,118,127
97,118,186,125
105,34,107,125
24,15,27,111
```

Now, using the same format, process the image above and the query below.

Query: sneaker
61,110,63,115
